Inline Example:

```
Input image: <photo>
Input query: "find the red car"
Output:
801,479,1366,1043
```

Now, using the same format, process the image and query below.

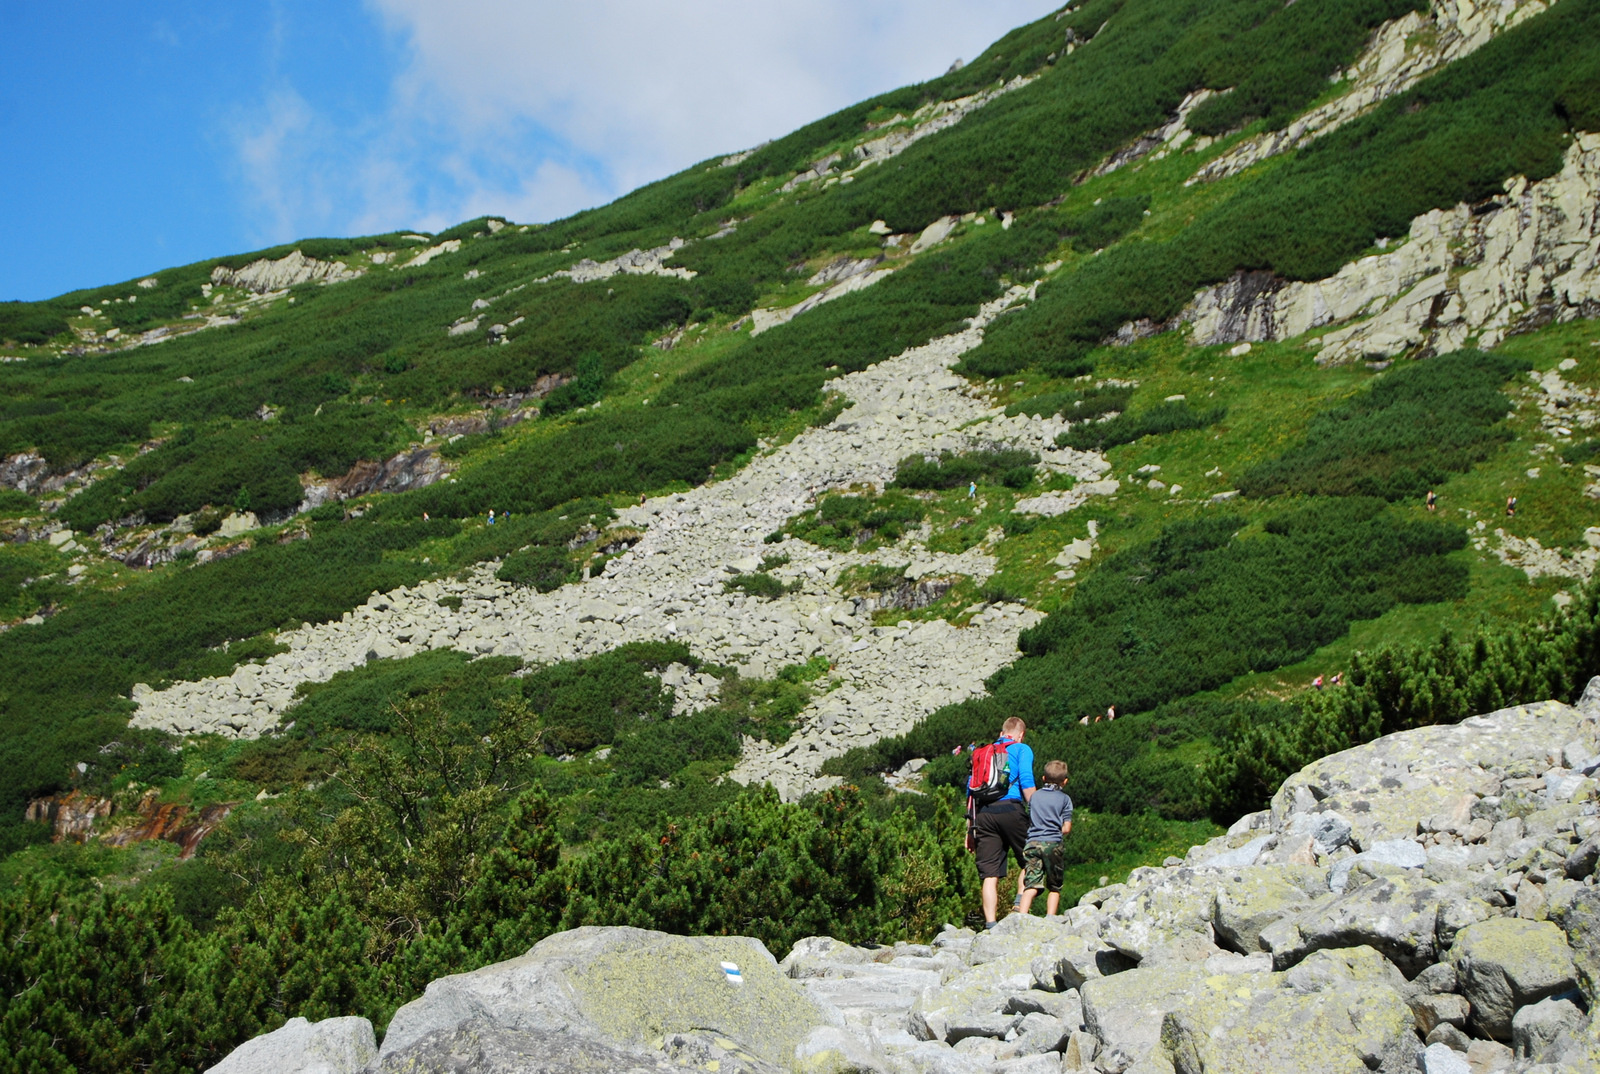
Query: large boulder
1210,866,1317,954
1510,997,1586,1064
1288,871,1444,976
206,1016,375,1074
1081,964,1221,1066
1161,948,1416,1074
1270,701,1597,850
378,927,842,1071
369,1017,709,1074
1449,918,1579,1040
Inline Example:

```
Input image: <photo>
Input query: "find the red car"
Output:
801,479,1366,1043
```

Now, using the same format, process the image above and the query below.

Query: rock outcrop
297,446,449,514
212,683,1600,1074
542,239,697,284
130,287,1110,800
1189,0,1558,186
1182,133,1600,364
750,265,898,335
210,250,363,294
24,788,233,859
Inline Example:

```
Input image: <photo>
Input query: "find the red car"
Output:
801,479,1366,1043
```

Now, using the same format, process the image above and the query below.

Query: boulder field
130,286,1110,801
209,683,1600,1074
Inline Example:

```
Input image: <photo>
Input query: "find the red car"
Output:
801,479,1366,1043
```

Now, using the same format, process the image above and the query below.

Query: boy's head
1002,716,1026,741
1043,760,1069,787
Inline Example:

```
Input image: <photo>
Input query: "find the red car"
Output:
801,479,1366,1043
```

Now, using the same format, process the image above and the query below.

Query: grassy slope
0,0,1595,949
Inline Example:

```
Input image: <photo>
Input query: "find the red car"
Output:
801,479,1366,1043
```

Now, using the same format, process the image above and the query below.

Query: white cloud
226,88,338,245
368,0,1057,200
226,1,1057,241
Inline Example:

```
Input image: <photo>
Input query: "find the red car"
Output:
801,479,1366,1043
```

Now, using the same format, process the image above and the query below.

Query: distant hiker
1313,675,1324,690
965,717,1035,929
1106,704,1116,721
1018,760,1073,917
1331,671,1343,687
1506,495,1517,517
488,509,496,526
1078,715,1089,726
422,511,430,521
640,493,647,505
968,481,977,499
1426,490,1437,512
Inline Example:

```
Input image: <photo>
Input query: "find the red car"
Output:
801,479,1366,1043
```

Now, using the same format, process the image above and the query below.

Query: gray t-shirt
1026,786,1074,843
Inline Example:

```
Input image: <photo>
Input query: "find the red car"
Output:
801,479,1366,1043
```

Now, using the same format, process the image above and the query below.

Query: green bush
724,572,791,599
1056,401,1225,451
966,2,1598,376
783,490,927,550
892,449,1039,491
520,642,691,757
497,545,577,592
1006,385,1135,421
1239,350,1525,500
1200,578,1600,819
825,498,1467,815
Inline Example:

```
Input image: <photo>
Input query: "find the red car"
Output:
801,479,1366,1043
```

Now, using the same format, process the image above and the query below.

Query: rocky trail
211,683,1600,1074
133,286,1111,799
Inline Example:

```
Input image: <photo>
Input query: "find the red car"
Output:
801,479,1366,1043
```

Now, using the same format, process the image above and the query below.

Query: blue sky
0,1,1056,302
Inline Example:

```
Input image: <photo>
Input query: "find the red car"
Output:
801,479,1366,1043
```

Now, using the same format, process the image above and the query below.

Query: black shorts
973,800,1028,879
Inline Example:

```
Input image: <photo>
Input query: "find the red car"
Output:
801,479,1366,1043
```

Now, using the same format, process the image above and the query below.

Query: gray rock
1558,886,1600,1006
207,1016,375,1074
1326,840,1428,894
1292,872,1443,976
1003,989,1081,1027
1418,1041,1472,1074
1411,962,1458,995
371,1018,699,1074
944,1013,1021,1044
989,1053,1062,1074
1408,993,1470,1036
1510,997,1585,1063
1564,833,1600,879
1465,1038,1514,1073
1423,1023,1471,1051
1211,866,1314,954
1081,965,1212,1066
1061,1029,1098,1071
794,1026,888,1074
897,1042,987,1074
1161,948,1413,1074
380,926,834,1065
1449,918,1579,1040
1205,834,1272,868
1003,1013,1067,1057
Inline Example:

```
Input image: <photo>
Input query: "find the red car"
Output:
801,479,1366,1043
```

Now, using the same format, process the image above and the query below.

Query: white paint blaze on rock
131,285,1107,801
1181,134,1600,364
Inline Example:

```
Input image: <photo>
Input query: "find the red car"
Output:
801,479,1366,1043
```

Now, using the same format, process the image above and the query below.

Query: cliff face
211,683,1600,1074
1182,134,1600,364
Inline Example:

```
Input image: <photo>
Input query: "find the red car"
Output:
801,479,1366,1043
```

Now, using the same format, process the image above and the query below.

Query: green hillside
3,0,1600,1068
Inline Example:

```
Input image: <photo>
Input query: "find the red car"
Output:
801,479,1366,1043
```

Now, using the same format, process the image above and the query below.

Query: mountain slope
3,1,1600,1068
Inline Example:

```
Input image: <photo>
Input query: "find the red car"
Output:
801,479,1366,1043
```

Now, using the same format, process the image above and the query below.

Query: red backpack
967,740,1013,807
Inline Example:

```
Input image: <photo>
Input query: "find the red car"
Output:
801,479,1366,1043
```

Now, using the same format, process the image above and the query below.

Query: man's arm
1061,819,1072,837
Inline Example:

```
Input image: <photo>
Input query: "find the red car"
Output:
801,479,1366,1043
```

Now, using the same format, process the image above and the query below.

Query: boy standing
1018,760,1073,916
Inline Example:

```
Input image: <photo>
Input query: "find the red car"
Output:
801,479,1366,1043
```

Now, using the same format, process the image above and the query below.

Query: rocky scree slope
210,682,1600,1074
131,287,1111,800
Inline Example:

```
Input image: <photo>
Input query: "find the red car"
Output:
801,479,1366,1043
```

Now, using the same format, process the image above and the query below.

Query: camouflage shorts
1022,840,1064,893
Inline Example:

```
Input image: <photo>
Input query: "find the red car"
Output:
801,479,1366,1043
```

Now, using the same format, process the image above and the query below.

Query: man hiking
965,716,1035,928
